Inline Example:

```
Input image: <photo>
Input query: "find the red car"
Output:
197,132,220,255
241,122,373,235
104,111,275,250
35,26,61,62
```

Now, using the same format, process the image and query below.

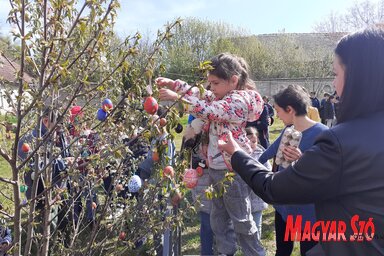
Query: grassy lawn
0,116,15,212
0,115,13,178
0,155,11,178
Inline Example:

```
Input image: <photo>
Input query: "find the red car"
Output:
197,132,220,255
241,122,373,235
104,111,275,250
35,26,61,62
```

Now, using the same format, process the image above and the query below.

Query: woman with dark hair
218,28,384,255
258,84,328,256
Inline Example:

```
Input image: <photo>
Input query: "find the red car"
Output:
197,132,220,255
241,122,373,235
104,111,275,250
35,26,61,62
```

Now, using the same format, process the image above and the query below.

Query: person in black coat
246,104,270,149
262,96,275,126
309,92,320,110
218,28,384,256
323,95,335,127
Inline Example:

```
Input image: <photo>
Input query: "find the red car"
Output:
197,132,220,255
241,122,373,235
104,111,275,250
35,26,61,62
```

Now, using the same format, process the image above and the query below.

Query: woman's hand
159,88,179,101
282,145,302,162
155,77,175,89
218,132,242,155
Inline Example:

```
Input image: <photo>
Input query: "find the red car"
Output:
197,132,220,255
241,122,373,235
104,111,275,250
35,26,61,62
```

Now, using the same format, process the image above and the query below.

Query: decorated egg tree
0,1,206,255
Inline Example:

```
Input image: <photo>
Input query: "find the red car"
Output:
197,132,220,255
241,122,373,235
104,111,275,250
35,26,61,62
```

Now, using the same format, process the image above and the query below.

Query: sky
0,0,375,38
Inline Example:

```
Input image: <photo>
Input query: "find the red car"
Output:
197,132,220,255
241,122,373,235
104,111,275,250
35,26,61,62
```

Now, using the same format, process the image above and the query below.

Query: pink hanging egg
183,168,198,189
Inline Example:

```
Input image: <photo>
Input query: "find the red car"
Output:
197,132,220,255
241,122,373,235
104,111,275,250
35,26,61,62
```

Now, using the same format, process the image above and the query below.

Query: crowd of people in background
310,91,340,127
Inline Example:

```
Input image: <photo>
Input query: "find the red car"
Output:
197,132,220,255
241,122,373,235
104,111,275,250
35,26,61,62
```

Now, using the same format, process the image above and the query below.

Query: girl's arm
174,80,214,100
184,91,262,123
156,77,263,124
156,77,214,101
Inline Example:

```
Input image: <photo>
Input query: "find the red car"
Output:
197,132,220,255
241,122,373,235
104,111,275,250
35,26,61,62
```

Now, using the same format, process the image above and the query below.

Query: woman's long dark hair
336,28,384,123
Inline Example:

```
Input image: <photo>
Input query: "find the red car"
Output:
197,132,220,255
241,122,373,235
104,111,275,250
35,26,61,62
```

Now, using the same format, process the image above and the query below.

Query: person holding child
156,53,265,256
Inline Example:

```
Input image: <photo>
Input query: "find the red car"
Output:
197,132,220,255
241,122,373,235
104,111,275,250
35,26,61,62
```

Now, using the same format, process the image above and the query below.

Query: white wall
255,78,334,98
0,84,18,115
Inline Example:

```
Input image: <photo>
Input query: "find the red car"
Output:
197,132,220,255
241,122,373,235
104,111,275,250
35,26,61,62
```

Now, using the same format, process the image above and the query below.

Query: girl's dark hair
273,84,311,116
209,53,254,90
245,126,258,136
335,28,384,123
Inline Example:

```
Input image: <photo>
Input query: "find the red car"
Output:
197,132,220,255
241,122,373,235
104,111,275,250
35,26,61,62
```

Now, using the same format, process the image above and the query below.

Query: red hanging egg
163,166,175,178
143,96,159,115
21,143,31,153
196,166,204,177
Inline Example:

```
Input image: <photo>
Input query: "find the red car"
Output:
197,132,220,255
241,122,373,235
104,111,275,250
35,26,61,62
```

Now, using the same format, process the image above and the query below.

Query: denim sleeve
259,132,282,164
0,227,12,244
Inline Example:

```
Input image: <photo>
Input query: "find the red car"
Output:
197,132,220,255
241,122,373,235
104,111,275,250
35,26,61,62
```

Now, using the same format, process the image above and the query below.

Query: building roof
0,54,34,84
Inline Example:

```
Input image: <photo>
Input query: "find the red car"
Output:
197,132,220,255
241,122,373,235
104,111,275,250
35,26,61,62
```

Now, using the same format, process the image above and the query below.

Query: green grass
1,114,17,124
172,115,187,150
0,143,13,212
178,114,189,126
0,114,15,178
0,156,11,178
269,117,285,141
0,135,13,180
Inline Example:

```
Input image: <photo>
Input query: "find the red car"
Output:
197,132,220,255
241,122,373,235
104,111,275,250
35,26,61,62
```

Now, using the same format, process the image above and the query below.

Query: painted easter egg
97,108,107,121
128,175,142,193
183,168,198,189
143,96,158,115
102,99,113,112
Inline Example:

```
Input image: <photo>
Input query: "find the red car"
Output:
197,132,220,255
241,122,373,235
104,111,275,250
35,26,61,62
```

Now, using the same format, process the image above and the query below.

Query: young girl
245,126,271,241
156,53,265,256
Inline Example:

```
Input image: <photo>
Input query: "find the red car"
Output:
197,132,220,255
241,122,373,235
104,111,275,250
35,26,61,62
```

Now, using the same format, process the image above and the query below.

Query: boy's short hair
273,84,310,116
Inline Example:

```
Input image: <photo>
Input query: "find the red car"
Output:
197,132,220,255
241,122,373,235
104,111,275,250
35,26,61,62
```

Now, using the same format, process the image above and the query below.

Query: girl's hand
218,132,242,155
282,145,302,162
159,88,179,101
155,77,175,89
